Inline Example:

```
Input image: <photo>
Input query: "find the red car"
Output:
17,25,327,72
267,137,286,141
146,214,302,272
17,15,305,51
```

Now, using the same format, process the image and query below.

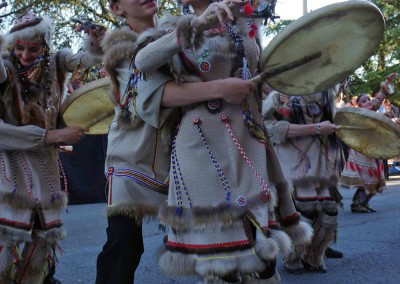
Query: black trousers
96,215,144,284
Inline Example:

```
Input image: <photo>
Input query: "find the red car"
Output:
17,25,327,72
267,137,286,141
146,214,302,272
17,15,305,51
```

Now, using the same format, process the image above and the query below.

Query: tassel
368,168,373,176
349,162,355,171
244,3,254,15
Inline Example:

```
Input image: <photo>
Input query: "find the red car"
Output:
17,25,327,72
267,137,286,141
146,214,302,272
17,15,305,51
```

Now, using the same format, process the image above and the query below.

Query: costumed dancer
263,87,343,274
134,0,312,282
340,73,397,213
0,12,104,283
95,0,179,283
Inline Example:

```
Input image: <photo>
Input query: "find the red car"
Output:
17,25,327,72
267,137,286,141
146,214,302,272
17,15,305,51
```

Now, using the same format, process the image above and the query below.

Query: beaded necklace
119,56,148,112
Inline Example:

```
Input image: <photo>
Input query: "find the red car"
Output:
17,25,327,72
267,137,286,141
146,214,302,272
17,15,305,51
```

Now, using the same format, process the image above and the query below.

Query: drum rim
61,77,111,114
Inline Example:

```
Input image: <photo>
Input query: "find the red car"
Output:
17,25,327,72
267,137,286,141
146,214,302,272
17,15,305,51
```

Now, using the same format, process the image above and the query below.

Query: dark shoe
363,203,376,212
351,203,370,213
284,265,303,275
325,247,343,258
43,276,62,284
301,258,327,274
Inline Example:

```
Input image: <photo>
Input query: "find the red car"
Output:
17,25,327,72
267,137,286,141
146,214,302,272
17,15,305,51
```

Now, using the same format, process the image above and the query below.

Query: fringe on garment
158,190,277,231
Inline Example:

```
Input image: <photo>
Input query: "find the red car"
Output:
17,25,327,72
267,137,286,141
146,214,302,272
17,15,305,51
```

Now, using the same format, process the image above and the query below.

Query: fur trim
0,191,68,210
106,203,159,223
282,221,313,247
253,237,279,261
176,15,203,51
0,224,32,242
34,227,67,242
159,192,277,231
6,15,52,49
101,26,137,102
268,229,292,255
159,248,268,278
159,250,197,276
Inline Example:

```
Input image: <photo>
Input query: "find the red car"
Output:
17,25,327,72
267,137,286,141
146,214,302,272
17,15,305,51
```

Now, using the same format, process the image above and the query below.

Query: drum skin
334,107,400,160
260,1,385,95
61,78,114,135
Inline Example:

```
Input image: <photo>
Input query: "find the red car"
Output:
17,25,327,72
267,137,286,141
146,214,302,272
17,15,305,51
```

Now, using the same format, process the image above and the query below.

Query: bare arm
45,126,87,145
162,78,256,107
286,121,340,138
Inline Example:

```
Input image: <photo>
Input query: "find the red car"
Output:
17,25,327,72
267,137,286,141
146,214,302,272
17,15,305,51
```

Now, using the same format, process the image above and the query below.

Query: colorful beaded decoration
220,114,270,202
10,152,18,193
194,117,232,207
290,137,311,178
0,150,9,183
35,151,58,201
120,56,148,112
171,135,192,216
199,60,211,73
206,99,222,113
57,152,68,194
18,152,33,195
237,195,247,206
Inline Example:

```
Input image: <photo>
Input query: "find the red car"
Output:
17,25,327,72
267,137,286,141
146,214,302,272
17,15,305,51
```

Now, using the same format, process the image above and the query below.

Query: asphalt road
55,178,400,284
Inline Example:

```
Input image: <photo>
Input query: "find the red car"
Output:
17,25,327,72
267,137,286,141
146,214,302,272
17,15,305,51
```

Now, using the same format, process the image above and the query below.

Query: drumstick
84,110,114,130
251,51,323,83
337,125,373,130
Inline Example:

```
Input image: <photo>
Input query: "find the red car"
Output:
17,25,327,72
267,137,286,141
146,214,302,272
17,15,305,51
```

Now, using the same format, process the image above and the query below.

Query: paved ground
55,178,400,283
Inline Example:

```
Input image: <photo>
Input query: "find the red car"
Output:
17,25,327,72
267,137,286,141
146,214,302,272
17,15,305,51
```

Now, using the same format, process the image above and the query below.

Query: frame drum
61,78,114,135
334,107,400,160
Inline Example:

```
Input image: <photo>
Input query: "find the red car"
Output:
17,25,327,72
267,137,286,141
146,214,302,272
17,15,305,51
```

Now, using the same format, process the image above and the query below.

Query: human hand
216,77,256,105
192,0,247,32
317,121,340,135
381,72,398,95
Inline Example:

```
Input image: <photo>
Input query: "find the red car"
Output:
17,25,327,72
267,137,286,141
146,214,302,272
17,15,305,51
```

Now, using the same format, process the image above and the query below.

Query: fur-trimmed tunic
263,91,343,215
101,27,175,222
135,15,312,279
340,142,386,194
0,41,103,243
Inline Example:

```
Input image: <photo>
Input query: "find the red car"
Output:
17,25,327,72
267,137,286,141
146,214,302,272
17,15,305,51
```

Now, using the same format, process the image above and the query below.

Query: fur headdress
6,12,52,49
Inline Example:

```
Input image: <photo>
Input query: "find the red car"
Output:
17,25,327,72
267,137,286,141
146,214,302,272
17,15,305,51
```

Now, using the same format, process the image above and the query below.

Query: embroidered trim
171,135,192,214
0,150,9,182
194,117,231,206
221,114,270,201
167,239,249,249
115,169,168,190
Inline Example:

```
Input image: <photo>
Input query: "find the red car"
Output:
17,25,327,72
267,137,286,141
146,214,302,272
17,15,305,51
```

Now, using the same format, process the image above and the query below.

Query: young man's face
111,0,158,20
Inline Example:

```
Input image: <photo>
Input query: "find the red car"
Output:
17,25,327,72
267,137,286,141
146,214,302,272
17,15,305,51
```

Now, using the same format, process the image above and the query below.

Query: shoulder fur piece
101,27,138,106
